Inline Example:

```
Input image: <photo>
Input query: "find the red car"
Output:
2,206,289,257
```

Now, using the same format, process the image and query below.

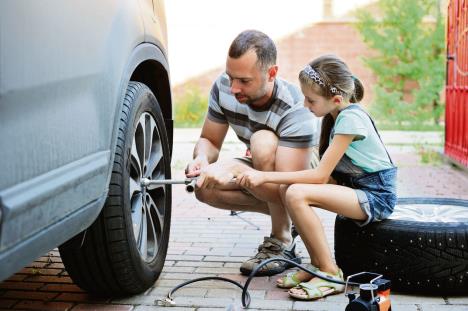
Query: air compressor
344,272,392,311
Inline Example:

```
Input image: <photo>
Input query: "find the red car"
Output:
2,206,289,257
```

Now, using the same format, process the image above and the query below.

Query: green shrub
174,85,208,127
355,0,446,128
415,144,443,165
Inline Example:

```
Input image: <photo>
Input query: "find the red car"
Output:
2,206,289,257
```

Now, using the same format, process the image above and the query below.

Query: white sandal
288,269,345,300
276,264,318,289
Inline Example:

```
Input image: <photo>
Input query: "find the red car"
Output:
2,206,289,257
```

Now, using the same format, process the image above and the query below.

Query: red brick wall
173,21,377,106
276,21,377,106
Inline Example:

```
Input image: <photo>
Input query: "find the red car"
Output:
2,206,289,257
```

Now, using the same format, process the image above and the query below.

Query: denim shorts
332,167,398,227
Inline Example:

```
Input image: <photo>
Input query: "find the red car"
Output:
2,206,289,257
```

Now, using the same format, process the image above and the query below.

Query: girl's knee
284,184,308,209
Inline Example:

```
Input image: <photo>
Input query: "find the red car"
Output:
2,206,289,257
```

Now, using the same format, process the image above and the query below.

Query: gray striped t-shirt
207,73,320,148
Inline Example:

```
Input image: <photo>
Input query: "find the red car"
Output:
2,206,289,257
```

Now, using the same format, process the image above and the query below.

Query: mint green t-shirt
331,105,393,173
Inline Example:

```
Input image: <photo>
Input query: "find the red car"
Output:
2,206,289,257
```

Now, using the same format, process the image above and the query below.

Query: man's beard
244,81,269,105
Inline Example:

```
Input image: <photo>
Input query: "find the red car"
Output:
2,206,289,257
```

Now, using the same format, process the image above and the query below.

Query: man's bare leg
236,130,304,276
194,130,285,215
249,130,292,245
195,184,269,215
195,130,293,238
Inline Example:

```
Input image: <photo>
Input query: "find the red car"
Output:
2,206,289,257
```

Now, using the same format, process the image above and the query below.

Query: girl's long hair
299,55,364,158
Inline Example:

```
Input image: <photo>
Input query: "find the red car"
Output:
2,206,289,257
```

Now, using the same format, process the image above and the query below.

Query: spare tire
335,197,468,295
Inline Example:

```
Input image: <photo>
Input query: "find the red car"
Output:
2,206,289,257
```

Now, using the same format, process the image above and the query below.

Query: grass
414,144,443,165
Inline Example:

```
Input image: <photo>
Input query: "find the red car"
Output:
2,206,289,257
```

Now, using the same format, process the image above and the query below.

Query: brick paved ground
1,131,467,310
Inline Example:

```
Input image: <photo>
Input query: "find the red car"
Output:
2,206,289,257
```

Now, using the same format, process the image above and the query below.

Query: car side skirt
0,194,106,281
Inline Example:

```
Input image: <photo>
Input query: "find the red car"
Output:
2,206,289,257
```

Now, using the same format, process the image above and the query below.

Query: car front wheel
59,81,172,296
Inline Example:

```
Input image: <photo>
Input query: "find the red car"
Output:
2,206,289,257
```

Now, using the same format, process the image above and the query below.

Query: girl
235,55,397,300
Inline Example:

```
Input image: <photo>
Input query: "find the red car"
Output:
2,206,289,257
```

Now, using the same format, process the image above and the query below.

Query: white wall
166,0,375,84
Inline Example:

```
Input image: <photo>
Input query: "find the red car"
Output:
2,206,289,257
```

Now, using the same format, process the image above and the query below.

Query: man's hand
236,170,267,188
185,155,209,178
187,120,229,178
196,163,234,189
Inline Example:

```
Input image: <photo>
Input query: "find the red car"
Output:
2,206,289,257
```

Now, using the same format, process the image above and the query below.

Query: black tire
59,82,172,296
335,197,468,295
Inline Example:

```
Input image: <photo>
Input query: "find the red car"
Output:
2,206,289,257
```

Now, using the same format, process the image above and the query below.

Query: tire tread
335,215,468,294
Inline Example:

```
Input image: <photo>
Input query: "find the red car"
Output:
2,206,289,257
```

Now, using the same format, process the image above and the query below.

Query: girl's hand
196,163,234,189
236,170,267,188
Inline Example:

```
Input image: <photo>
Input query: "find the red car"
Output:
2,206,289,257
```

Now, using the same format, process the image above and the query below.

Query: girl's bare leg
278,183,366,284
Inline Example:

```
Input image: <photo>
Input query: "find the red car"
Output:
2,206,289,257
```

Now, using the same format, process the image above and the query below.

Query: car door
0,0,143,252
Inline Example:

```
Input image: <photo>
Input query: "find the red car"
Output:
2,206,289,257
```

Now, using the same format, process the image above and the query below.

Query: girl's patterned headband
303,65,344,95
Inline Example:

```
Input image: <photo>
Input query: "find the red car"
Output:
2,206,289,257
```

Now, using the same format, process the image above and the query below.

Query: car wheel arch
117,42,172,146
103,42,173,215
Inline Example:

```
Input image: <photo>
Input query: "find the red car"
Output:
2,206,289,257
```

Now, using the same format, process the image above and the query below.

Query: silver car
0,0,173,296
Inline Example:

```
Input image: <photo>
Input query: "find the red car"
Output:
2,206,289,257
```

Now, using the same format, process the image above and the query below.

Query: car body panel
0,0,172,280
0,195,107,280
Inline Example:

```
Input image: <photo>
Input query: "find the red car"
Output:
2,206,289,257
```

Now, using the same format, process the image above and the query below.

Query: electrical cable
156,258,360,308
156,197,468,308
241,258,360,308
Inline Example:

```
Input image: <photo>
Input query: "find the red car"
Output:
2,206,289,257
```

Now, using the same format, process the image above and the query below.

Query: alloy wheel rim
129,112,166,262
389,204,468,222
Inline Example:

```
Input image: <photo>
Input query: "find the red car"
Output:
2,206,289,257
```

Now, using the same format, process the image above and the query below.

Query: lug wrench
141,176,236,193
141,177,197,192
141,177,260,230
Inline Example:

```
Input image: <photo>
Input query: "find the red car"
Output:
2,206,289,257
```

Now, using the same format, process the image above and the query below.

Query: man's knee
250,130,278,169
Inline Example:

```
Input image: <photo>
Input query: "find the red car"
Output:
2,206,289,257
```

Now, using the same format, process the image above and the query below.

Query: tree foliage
174,85,208,127
355,0,445,128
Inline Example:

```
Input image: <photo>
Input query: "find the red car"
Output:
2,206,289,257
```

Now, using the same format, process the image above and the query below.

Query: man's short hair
228,30,277,71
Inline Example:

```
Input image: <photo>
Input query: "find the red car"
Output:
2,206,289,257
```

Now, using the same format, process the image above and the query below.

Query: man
185,30,320,276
